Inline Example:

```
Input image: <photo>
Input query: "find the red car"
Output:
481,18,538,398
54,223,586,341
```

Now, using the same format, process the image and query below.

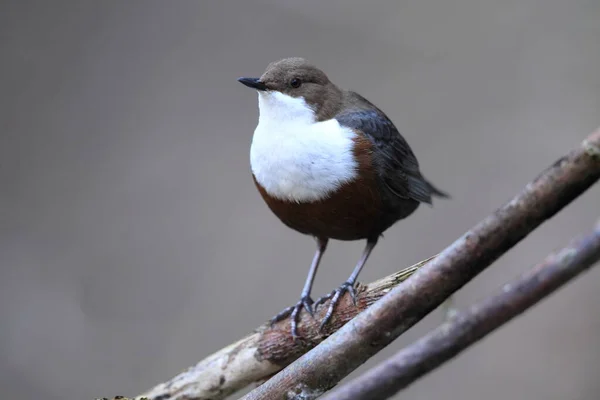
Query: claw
269,295,314,340
347,285,357,306
302,297,315,317
315,281,357,331
269,306,294,327
313,290,334,311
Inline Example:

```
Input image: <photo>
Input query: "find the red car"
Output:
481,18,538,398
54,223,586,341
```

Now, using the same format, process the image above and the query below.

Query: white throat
250,91,358,203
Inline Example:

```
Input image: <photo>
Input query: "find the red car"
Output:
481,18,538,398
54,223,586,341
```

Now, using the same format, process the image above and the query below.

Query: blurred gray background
1,1,599,399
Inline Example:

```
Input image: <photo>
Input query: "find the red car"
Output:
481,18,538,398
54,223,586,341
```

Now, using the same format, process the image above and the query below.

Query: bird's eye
290,78,302,88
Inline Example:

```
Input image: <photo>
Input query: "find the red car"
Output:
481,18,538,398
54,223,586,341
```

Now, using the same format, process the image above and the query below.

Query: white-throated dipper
238,57,448,339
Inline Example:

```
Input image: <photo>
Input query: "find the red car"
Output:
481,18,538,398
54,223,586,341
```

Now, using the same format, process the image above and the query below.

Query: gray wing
335,93,448,204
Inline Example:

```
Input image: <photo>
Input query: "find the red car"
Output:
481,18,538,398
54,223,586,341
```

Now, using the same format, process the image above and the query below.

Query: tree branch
321,220,600,400
138,257,432,400
240,127,600,399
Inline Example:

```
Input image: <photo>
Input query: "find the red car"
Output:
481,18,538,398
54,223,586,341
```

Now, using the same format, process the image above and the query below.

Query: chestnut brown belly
253,175,385,241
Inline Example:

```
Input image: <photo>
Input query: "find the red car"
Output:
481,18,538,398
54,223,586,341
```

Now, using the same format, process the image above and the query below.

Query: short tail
408,175,450,204
426,179,450,199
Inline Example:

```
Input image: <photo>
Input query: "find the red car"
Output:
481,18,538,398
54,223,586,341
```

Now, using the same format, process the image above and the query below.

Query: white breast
250,91,358,203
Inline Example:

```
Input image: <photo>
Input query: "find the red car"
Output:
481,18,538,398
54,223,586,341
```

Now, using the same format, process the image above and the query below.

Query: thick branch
138,258,432,400
241,127,600,399
322,220,600,400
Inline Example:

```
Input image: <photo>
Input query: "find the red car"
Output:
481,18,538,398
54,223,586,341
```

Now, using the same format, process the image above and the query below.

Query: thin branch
322,220,600,400
240,127,600,399
138,258,432,400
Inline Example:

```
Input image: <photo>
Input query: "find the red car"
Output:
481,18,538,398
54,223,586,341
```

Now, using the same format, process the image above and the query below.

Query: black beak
237,77,268,91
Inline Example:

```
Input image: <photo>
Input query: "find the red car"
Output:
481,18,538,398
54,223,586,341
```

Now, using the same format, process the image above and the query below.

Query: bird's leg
269,237,328,340
314,236,378,331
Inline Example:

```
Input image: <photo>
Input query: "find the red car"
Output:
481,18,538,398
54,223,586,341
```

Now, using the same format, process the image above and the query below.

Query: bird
238,57,448,339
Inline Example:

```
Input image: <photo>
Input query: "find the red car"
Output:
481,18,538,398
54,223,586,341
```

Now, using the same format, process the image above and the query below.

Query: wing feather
335,92,448,205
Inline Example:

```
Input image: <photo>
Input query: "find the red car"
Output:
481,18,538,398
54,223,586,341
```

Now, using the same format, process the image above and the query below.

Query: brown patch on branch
137,259,429,400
